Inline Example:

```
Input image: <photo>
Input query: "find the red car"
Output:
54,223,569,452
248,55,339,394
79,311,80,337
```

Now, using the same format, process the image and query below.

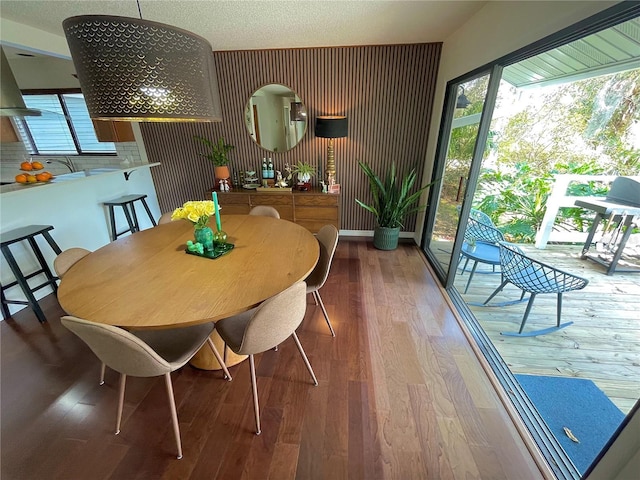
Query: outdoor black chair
483,242,589,336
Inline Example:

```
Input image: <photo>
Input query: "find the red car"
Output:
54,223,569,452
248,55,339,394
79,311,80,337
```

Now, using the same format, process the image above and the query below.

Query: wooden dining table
57,215,319,369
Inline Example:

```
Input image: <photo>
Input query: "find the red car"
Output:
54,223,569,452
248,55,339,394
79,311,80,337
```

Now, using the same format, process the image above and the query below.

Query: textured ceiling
0,1,486,52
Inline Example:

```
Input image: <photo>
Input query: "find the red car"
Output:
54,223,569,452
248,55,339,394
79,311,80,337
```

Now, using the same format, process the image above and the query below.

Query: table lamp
315,116,348,183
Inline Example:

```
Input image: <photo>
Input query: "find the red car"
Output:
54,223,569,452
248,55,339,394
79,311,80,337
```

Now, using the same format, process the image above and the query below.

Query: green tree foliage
470,69,640,242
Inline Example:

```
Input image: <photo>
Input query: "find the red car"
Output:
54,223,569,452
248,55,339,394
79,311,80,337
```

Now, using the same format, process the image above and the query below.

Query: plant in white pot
290,161,316,191
355,161,433,250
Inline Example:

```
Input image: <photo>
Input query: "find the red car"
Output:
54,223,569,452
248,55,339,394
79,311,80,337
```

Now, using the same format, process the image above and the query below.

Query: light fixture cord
136,0,143,19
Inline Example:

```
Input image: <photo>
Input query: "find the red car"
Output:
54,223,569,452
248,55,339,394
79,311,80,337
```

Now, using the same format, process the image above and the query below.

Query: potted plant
290,161,316,191
355,161,433,250
194,135,234,182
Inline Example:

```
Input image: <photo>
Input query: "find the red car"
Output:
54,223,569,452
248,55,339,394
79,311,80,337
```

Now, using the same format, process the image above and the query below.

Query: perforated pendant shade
63,15,222,122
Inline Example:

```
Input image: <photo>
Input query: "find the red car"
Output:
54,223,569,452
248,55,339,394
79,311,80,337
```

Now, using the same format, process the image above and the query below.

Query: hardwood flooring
1,239,543,479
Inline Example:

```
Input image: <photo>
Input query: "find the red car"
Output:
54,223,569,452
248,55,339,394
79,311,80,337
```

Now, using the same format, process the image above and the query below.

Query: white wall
416,0,617,243
0,166,161,319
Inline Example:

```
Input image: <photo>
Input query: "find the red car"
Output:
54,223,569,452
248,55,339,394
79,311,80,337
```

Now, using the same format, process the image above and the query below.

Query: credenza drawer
294,195,339,207
250,194,293,206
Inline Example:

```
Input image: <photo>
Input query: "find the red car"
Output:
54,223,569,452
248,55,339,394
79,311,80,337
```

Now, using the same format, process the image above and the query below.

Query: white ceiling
0,1,486,53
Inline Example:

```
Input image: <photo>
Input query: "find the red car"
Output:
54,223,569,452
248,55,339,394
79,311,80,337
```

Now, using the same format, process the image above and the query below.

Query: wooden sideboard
213,189,340,233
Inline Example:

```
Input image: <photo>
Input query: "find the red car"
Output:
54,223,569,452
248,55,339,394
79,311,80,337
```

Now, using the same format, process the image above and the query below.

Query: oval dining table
57,214,319,369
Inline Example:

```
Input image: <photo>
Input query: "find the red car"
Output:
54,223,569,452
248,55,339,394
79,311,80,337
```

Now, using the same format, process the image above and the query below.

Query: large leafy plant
355,161,432,229
194,136,234,167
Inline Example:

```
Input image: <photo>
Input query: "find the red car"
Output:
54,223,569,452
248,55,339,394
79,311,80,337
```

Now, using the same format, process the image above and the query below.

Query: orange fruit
26,174,37,183
41,171,52,180
36,173,50,182
20,161,33,171
15,174,27,184
31,161,44,170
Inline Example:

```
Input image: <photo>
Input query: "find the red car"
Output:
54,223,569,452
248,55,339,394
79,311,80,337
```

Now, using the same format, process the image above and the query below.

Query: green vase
373,226,400,250
194,226,214,251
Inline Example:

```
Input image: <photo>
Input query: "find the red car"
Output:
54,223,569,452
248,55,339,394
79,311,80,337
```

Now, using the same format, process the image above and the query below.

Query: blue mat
515,374,625,474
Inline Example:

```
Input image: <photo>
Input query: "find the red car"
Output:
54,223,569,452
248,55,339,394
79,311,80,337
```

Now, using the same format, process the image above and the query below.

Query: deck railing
535,174,616,249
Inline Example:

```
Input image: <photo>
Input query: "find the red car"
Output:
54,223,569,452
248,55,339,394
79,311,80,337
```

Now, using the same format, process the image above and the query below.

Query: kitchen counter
0,162,162,319
0,163,161,195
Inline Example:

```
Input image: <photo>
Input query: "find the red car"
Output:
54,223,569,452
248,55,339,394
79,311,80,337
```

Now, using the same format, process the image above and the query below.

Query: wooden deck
455,244,640,414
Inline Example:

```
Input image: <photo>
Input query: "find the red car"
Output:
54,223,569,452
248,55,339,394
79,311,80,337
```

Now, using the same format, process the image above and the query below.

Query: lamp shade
315,116,348,138
63,15,222,122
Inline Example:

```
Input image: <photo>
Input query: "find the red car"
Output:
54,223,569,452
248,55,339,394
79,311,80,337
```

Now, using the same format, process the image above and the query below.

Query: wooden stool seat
104,194,157,241
0,225,62,323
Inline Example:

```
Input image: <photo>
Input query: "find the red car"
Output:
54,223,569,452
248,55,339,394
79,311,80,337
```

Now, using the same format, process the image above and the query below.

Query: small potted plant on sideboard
290,161,316,191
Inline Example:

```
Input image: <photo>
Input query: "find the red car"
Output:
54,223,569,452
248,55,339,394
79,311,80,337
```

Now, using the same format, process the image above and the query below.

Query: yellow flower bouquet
171,201,216,229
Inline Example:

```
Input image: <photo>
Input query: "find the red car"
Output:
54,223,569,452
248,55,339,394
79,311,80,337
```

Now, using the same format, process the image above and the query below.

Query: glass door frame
421,64,502,288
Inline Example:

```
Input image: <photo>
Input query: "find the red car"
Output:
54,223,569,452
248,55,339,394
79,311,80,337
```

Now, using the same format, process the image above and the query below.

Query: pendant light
63,1,222,122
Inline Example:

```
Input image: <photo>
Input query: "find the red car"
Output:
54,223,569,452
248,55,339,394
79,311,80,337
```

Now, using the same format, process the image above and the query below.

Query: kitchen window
15,91,116,155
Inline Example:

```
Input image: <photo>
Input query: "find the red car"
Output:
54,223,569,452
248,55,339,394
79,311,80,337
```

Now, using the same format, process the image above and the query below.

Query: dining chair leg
206,337,232,381
223,342,227,364
291,332,318,386
115,373,127,435
315,290,335,337
311,291,318,305
249,355,261,435
99,362,106,386
164,373,183,460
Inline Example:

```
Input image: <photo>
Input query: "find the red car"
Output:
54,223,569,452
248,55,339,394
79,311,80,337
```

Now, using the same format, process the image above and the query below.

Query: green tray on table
185,242,234,260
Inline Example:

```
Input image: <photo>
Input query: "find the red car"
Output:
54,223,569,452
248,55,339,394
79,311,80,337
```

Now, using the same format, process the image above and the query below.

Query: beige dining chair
215,281,317,435
305,224,339,336
53,247,91,278
53,248,112,384
157,212,174,225
249,206,280,219
61,316,232,459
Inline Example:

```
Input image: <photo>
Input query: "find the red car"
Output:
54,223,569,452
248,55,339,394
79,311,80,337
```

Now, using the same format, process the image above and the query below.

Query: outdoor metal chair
458,216,505,293
483,242,589,336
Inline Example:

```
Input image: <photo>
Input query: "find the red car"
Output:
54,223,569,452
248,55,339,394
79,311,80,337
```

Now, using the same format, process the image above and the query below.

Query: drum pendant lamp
63,3,222,122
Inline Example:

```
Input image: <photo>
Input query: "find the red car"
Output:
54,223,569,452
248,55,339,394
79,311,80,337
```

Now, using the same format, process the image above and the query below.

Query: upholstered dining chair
305,224,339,336
483,242,589,336
215,281,318,435
54,248,112,384
61,316,232,459
53,247,91,278
249,206,280,219
157,212,174,225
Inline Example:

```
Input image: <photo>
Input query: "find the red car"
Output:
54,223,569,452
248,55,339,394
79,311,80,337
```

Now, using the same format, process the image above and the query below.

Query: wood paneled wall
141,43,441,231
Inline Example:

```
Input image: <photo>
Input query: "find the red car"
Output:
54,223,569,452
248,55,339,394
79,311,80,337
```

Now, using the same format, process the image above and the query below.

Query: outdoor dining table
57,215,319,369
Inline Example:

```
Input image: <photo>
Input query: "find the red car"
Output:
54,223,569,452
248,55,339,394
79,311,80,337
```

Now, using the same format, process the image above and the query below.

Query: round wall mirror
244,84,307,152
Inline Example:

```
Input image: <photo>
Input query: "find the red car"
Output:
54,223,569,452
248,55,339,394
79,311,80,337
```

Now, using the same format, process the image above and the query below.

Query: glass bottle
262,158,268,180
268,157,274,178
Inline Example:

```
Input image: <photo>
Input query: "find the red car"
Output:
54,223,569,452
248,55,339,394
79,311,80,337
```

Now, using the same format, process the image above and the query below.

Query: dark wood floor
1,239,542,479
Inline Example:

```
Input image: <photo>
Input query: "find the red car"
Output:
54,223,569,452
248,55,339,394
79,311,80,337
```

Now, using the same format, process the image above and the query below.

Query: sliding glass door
422,69,500,285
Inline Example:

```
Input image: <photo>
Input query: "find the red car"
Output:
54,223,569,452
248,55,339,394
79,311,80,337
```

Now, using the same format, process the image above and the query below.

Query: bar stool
104,194,157,241
0,225,62,323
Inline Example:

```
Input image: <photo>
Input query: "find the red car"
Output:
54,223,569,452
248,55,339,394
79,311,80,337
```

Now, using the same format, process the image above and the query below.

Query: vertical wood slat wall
141,43,441,231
